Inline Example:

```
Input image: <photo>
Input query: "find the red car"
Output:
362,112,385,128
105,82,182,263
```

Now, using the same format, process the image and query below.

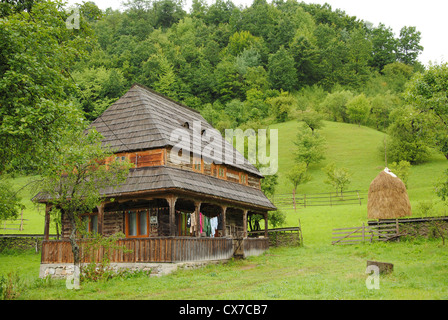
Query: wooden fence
333,216,448,245
248,226,303,247
0,211,28,231
272,190,366,210
332,222,399,245
40,237,270,264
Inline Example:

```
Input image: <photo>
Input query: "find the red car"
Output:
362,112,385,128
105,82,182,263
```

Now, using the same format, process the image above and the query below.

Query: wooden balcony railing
41,237,240,264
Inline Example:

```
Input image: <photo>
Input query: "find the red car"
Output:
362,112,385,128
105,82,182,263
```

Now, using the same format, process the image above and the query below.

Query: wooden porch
41,237,269,264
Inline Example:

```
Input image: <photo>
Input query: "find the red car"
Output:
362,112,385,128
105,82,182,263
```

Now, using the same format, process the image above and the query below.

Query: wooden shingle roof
33,166,276,210
90,84,262,177
100,167,276,210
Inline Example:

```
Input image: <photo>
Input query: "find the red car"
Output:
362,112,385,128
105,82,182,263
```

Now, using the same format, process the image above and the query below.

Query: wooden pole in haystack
367,168,412,220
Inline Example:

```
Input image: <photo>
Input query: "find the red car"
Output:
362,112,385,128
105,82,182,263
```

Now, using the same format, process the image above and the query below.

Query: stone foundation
39,260,222,279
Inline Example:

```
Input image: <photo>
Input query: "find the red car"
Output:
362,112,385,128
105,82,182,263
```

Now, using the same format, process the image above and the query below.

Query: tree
0,1,94,172
153,0,186,29
397,26,423,65
0,177,24,223
72,67,127,121
369,93,400,131
286,162,311,210
266,91,297,122
436,169,448,204
287,162,311,192
35,129,132,272
405,63,448,160
385,105,431,164
293,127,326,168
369,23,398,71
267,46,298,91
382,62,414,93
298,110,324,134
388,160,411,188
322,163,352,196
319,90,354,122
346,93,371,127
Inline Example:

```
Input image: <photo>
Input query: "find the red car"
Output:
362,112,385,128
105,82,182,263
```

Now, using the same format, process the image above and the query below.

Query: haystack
367,168,412,219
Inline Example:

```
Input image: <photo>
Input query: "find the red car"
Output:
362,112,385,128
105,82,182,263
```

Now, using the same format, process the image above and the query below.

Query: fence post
357,191,361,206
362,223,365,242
395,219,400,242
19,210,24,231
293,189,296,212
304,194,307,208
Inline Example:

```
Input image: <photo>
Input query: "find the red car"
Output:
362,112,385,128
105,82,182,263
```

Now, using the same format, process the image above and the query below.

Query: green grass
1,120,448,300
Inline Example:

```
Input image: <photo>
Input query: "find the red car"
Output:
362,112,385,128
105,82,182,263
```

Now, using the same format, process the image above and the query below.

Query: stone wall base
39,260,222,279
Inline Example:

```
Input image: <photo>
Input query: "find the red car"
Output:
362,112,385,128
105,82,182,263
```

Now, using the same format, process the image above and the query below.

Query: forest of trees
1,0,448,221
68,0,425,129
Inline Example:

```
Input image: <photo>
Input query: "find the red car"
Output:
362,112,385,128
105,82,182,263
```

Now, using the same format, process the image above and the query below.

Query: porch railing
41,237,240,264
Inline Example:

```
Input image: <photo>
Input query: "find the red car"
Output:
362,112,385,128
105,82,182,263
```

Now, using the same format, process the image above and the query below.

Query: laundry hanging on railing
176,210,191,236
199,212,221,237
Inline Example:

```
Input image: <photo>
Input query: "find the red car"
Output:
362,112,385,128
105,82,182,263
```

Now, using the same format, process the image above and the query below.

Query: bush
0,271,24,300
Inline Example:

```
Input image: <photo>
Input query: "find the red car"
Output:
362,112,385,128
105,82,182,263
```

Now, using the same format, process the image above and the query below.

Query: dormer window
182,122,190,129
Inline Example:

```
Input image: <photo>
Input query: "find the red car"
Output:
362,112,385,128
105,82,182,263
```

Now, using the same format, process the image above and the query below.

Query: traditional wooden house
37,84,276,275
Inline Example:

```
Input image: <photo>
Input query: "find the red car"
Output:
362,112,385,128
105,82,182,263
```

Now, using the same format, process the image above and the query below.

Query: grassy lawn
1,120,448,300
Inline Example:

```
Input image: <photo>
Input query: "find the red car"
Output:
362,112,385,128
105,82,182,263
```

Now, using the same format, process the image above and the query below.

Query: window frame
240,172,248,185
125,209,149,238
81,214,98,237
193,157,203,173
217,166,226,179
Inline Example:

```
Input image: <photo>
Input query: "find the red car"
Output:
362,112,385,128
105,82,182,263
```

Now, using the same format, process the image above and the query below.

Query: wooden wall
106,147,261,189
165,147,261,189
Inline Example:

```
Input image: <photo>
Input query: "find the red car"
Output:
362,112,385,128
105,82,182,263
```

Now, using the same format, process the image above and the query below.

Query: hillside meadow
1,120,448,300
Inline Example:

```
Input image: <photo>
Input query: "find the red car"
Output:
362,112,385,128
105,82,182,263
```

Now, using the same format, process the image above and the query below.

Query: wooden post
362,223,365,242
19,209,24,231
194,201,201,237
44,203,52,241
242,210,248,239
167,195,178,237
264,212,268,239
304,194,307,208
357,191,361,205
97,202,105,235
292,189,296,212
221,205,227,237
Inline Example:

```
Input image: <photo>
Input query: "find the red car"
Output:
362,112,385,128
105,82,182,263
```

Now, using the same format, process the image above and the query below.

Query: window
126,210,149,237
218,167,225,178
193,157,202,172
82,215,98,236
115,156,126,162
240,173,247,185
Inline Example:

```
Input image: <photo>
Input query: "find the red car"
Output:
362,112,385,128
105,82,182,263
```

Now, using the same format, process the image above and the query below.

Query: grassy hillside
3,120,447,238
269,119,447,245
2,120,448,300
